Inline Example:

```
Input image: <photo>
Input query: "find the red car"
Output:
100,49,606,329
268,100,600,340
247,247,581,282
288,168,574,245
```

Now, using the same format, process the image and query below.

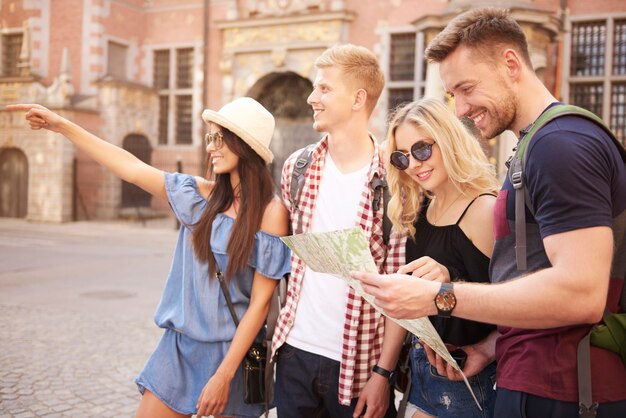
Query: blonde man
271,44,403,418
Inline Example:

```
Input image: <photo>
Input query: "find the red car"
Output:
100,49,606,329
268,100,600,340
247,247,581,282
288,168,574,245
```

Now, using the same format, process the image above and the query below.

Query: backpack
507,104,626,418
288,143,392,244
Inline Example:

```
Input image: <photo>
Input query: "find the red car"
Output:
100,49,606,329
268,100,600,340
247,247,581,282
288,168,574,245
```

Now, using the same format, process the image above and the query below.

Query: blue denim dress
135,173,291,417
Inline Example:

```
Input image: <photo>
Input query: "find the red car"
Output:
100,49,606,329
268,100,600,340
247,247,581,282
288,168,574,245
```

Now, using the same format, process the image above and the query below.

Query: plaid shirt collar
272,134,404,405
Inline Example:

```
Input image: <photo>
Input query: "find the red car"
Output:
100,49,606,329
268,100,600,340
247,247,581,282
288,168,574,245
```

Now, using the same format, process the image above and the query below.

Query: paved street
0,218,177,417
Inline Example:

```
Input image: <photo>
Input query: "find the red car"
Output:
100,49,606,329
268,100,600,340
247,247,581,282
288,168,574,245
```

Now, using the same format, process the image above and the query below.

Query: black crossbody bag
213,261,267,405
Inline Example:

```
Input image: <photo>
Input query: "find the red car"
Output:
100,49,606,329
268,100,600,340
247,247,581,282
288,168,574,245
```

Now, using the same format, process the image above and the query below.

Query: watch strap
372,365,393,382
436,282,455,318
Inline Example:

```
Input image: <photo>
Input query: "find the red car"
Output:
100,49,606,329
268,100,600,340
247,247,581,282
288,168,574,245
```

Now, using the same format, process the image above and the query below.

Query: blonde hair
315,44,385,116
385,98,500,237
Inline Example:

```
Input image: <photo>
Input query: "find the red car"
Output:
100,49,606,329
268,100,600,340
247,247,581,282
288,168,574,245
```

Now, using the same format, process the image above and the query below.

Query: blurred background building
0,0,624,222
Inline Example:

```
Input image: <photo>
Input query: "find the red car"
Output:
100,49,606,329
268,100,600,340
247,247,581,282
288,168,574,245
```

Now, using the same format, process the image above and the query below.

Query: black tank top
405,195,496,347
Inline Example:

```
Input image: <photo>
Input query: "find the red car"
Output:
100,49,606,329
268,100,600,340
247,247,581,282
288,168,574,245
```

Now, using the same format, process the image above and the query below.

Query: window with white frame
153,47,195,146
107,41,128,80
2,33,23,77
387,32,427,113
566,16,626,146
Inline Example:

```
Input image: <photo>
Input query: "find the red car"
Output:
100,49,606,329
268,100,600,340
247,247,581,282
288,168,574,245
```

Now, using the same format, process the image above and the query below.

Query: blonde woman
382,98,500,418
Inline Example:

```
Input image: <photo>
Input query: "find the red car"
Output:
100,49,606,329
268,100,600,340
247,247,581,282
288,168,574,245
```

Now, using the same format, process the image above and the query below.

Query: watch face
435,290,456,311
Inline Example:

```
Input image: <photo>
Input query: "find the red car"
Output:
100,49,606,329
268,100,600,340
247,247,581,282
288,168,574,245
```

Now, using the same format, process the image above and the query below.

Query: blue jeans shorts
408,343,496,418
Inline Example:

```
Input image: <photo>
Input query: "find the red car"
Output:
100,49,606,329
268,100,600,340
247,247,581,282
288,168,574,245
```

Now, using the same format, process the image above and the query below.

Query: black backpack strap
263,273,288,415
289,144,316,234
370,174,391,246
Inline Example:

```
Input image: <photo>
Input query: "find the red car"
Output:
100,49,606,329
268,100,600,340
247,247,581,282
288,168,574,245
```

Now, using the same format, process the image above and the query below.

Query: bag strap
577,330,599,418
214,262,240,326
213,255,281,416
370,174,392,246
396,334,413,418
507,104,626,417
289,144,392,245
264,274,288,413
290,144,316,235
508,104,625,271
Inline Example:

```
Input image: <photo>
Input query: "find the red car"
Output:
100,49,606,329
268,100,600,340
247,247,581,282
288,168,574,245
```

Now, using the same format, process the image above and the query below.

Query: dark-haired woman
8,98,291,418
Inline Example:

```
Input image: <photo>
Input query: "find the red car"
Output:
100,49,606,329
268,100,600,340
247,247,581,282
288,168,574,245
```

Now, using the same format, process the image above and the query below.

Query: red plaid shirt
271,135,405,405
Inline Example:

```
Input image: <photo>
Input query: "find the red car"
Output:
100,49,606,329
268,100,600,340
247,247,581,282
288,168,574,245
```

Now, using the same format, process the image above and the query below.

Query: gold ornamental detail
224,20,341,49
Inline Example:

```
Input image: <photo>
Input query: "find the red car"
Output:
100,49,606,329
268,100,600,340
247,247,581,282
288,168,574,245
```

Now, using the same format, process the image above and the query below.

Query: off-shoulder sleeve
164,172,207,228
249,231,292,280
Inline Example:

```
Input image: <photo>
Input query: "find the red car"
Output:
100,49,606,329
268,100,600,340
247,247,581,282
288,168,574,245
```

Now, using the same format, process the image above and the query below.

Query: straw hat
202,97,275,164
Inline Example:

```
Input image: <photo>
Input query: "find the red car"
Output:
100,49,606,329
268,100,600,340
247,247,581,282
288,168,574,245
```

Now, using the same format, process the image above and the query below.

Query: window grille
175,95,192,145
567,16,626,146
571,83,604,116
158,96,169,145
176,48,193,89
2,34,23,77
614,20,626,76
570,21,606,77
390,33,415,82
154,50,170,89
611,83,626,146
388,88,415,113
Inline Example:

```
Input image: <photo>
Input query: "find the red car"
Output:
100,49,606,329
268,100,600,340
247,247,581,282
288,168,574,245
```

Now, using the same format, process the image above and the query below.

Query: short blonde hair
315,44,385,116
384,98,500,237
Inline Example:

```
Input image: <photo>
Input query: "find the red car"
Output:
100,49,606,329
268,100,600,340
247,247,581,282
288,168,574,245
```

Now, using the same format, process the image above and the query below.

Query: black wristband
372,365,393,381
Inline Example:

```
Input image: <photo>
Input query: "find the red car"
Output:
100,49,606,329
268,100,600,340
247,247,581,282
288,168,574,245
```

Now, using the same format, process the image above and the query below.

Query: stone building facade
0,0,624,222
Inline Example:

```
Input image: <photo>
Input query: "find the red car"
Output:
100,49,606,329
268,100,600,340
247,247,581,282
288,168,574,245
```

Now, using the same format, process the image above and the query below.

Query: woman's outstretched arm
7,103,167,200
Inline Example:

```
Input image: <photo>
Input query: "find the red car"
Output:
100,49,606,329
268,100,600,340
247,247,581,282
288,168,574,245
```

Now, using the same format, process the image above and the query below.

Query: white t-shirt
286,153,369,361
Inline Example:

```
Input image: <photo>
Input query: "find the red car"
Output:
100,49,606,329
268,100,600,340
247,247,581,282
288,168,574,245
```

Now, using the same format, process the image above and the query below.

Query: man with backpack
270,43,404,418
352,8,626,418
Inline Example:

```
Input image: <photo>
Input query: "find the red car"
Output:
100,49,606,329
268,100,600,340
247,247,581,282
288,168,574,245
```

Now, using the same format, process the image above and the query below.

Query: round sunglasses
389,141,434,170
204,131,224,149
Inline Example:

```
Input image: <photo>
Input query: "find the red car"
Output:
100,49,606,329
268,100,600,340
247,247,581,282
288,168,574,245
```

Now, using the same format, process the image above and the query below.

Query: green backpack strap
507,104,626,418
507,104,622,271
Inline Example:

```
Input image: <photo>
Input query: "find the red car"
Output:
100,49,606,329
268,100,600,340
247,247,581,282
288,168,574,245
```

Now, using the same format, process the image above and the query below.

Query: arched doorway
0,148,29,218
121,134,152,208
247,71,319,186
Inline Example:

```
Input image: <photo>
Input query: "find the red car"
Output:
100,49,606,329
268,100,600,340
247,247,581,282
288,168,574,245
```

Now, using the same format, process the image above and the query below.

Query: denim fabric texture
136,329,263,417
274,343,397,418
495,388,626,418
134,173,291,416
408,344,496,418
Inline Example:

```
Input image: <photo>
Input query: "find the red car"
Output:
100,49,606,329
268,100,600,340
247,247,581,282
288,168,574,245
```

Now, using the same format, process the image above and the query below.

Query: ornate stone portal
217,8,354,184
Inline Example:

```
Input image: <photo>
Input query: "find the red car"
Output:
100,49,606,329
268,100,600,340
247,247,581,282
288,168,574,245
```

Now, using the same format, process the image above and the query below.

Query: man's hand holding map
281,227,481,409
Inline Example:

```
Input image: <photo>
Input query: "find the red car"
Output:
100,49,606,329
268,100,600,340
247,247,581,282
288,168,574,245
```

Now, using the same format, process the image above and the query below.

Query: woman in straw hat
7,98,291,418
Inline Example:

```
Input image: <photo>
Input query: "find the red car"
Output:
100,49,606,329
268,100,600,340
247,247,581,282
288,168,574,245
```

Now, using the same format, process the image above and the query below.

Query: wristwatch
434,282,456,318
372,365,394,384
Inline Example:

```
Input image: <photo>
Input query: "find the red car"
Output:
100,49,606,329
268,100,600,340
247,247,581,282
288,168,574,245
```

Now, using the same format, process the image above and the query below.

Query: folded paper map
281,227,480,409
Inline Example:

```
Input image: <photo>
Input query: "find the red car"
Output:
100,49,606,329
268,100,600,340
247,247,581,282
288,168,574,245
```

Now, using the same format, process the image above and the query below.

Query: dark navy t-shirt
490,110,626,403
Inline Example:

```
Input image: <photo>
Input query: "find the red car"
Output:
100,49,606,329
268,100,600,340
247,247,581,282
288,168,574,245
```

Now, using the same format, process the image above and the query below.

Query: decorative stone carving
246,0,321,17
223,20,342,49
46,47,74,107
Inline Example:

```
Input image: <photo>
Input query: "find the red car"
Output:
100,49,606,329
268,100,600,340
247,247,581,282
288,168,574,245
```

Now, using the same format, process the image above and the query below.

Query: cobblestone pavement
0,218,280,418
0,304,160,417
0,219,172,417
